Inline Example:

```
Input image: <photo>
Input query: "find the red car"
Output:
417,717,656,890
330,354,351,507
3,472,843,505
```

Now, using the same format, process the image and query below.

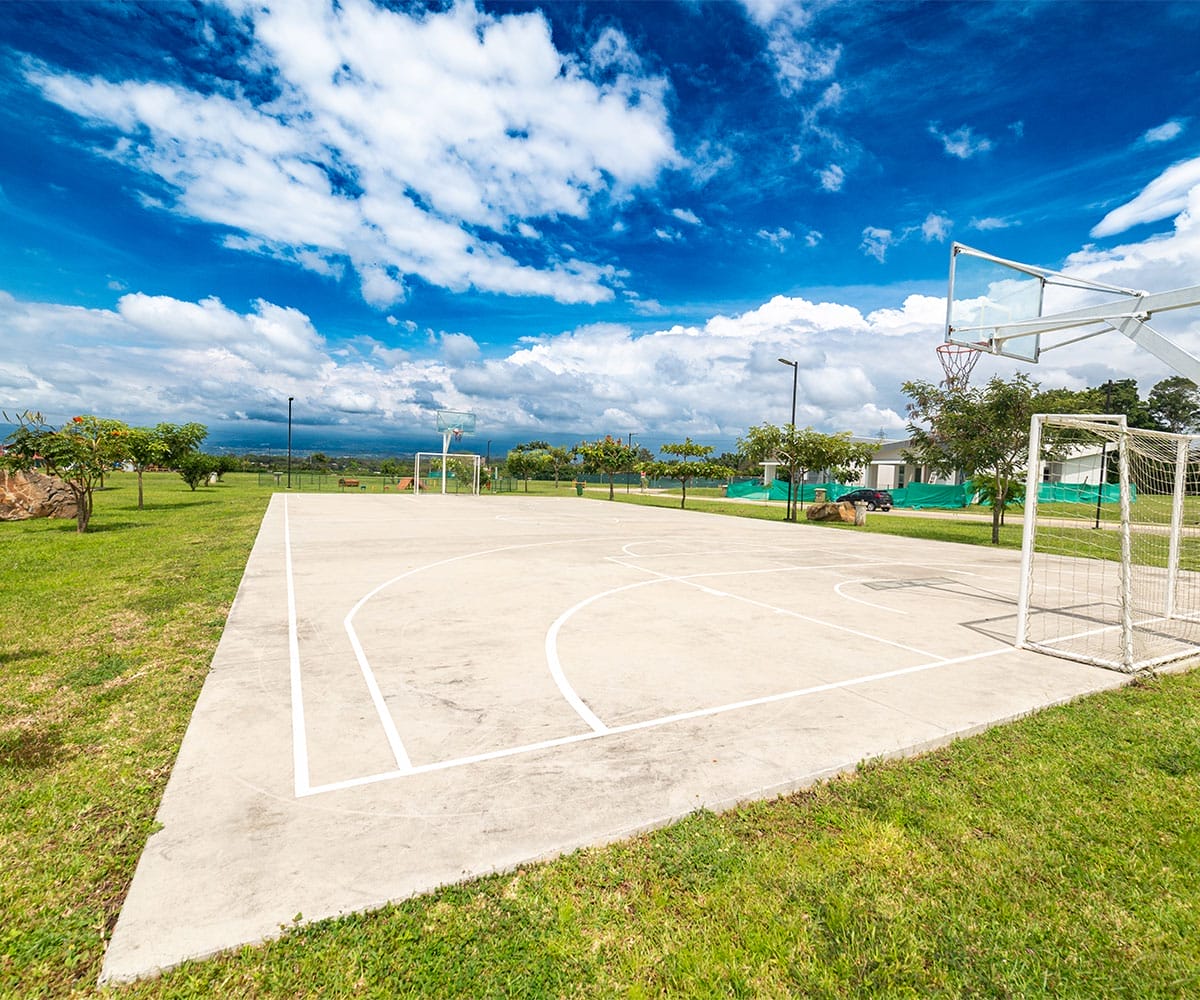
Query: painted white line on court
606,560,946,661
283,496,310,797
833,579,909,615
340,535,620,764
299,646,1014,796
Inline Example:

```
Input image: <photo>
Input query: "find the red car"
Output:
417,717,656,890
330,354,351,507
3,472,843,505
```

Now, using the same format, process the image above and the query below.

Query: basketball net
452,428,463,443
936,342,982,391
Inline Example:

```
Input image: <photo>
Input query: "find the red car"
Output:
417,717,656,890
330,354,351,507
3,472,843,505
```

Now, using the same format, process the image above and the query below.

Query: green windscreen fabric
1037,482,1130,504
890,483,969,509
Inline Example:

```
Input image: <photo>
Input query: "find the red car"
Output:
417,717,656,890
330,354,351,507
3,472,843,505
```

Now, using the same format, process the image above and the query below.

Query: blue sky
3,0,1200,456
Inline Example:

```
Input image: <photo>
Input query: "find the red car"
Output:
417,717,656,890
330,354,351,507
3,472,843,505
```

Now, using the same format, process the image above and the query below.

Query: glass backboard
946,244,1043,362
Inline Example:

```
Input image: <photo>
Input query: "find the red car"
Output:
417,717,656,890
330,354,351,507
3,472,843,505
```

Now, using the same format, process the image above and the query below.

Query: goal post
1016,414,1200,672
413,452,482,495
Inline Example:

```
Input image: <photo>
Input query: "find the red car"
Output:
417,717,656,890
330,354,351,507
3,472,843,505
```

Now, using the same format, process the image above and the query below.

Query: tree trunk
137,469,145,509
991,501,1001,544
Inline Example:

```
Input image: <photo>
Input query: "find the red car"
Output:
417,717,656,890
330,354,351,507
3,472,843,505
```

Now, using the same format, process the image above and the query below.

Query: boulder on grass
0,469,79,521
805,500,857,524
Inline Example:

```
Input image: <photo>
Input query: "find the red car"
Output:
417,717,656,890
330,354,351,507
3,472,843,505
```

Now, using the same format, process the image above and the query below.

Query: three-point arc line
283,498,1012,797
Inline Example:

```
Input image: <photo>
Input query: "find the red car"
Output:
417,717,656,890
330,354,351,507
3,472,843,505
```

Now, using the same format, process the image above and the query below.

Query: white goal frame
1016,414,1200,672
414,452,482,496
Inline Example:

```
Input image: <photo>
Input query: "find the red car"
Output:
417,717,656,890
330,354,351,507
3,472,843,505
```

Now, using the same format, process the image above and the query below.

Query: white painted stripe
606,561,946,661
283,496,310,797
341,536,619,761
833,579,908,615
300,646,1013,796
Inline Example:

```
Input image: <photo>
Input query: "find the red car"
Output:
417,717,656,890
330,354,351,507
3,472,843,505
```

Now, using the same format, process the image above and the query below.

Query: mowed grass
3,473,1200,997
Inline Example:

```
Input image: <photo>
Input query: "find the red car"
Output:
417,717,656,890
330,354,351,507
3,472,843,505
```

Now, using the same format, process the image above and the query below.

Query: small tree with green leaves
575,435,638,500
902,373,1074,544
155,422,208,468
123,426,168,510
1,411,129,532
646,438,733,509
504,443,550,492
738,424,878,521
177,451,216,491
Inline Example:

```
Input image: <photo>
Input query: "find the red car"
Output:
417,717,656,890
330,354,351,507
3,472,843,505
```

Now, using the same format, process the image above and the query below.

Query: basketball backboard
946,244,1045,361
436,409,476,434
944,242,1200,383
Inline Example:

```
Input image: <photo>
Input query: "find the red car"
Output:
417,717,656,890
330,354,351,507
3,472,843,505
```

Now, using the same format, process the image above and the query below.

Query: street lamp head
778,357,796,367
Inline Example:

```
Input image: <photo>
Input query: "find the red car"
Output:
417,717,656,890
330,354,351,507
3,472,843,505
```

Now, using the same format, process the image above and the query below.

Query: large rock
0,469,79,521
805,500,857,523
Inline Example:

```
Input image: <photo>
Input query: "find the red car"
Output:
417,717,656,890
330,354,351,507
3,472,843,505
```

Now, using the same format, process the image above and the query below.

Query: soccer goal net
1016,414,1200,672
414,452,482,495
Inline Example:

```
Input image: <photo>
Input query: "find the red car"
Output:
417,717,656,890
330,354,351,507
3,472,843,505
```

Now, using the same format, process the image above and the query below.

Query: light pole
287,396,294,490
627,432,635,493
778,358,798,521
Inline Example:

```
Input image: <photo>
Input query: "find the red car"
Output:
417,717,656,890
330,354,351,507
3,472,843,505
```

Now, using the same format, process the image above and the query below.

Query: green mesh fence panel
1036,481,1129,504
890,483,969,508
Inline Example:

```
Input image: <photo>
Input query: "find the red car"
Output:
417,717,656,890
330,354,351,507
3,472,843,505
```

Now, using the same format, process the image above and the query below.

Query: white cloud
757,227,793,252
9,156,1200,450
26,1,679,308
928,123,993,159
860,227,893,263
969,216,1013,231
817,163,844,192
672,208,702,226
1143,119,1185,145
921,213,953,242
740,1,840,97
1091,155,1200,237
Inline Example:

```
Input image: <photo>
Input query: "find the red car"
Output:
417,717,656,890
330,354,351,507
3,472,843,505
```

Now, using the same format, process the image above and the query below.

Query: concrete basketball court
101,491,1133,983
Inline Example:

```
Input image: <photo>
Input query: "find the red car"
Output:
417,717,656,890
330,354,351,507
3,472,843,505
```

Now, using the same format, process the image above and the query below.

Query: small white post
1166,435,1189,619
1117,424,1135,671
1015,413,1044,649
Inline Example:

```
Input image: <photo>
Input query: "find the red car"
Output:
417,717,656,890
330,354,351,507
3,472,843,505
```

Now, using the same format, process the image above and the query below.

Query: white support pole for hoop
1015,413,1044,649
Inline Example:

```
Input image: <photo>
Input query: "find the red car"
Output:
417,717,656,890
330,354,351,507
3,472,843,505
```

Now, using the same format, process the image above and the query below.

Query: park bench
337,478,361,490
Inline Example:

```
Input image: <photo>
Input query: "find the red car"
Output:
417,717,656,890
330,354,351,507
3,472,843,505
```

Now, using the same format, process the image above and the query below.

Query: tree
902,374,1071,544
1,411,129,532
123,426,168,510
647,439,733,509
738,424,878,521
155,422,208,467
544,446,574,488
504,443,549,492
177,451,215,491
1148,375,1200,432
574,435,638,500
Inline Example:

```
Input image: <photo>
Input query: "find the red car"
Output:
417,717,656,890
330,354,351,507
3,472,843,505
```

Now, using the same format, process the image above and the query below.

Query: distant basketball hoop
936,341,982,391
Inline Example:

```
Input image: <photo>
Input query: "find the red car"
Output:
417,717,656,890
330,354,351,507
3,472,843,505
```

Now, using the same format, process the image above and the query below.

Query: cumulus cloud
8,156,1200,451
672,208,702,226
928,123,993,159
25,1,678,308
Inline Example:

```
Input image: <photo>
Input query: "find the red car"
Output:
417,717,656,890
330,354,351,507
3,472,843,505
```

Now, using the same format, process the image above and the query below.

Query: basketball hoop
936,342,983,391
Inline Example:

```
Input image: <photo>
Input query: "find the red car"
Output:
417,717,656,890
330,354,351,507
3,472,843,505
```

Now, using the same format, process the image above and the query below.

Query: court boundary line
282,498,1022,797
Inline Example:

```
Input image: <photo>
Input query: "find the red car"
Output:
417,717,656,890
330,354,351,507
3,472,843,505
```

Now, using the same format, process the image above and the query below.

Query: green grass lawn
3,473,1199,997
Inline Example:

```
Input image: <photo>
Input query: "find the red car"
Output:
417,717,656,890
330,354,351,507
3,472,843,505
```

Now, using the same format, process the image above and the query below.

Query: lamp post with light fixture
778,358,798,521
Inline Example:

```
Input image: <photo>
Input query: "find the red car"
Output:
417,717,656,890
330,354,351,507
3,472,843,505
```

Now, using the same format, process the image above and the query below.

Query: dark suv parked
839,488,894,511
